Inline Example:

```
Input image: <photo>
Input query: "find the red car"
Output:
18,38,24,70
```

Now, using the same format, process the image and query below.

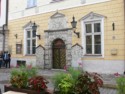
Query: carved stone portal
44,12,72,69
48,12,68,30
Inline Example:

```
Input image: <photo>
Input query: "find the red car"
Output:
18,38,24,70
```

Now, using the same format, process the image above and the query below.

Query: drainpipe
2,24,5,52
6,0,8,26
123,0,125,75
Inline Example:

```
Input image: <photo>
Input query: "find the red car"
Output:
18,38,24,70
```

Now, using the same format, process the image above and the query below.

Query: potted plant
4,65,50,94
53,67,103,94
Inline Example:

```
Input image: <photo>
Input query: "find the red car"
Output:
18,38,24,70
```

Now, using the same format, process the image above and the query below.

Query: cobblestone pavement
0,68,117,94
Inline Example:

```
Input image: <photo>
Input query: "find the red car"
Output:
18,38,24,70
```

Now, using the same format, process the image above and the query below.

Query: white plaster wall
0,0,7,26
9,0,110,20
79,60,125,74
0,34,3,51
11,58,36,67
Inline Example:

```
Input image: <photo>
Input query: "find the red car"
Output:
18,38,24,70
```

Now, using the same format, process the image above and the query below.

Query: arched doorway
52,39,66,69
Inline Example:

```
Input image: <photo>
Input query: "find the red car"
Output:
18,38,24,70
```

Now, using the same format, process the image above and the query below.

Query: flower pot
4,85,50,94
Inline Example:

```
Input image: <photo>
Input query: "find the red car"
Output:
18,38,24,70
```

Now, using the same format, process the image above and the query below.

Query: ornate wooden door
53,39,66,69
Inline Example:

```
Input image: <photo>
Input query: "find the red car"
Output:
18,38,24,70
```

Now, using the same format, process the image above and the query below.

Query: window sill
25,54,36,56
83,54,103,58
26,6,37,9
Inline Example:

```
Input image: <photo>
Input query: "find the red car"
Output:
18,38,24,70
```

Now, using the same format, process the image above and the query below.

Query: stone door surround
44,28,72,69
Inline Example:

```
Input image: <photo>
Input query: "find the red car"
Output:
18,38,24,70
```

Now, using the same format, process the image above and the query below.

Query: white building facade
0,0,8,52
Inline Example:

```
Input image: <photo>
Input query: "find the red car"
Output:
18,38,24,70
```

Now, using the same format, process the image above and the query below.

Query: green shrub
52,72,67,89
53,67,82,93
58,74,74,94
10,65,37,88
20,65,38,78
10,70,28,88
68,67,81,83
116,76,125,94
53,68,103,94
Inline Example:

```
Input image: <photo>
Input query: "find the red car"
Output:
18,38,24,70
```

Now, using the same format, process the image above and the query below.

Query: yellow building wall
8,0,125,60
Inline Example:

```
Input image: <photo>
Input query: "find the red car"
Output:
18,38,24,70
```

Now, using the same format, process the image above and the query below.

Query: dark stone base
4,85,50,94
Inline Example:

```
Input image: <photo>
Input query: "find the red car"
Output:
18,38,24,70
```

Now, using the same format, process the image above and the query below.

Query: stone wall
71,43,83,68
36,45,45,69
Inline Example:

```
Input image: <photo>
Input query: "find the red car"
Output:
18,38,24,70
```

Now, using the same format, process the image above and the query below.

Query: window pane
86,36,92,54
86,24,92,33
32,39,36,47
86,45,92,54
32,30,36,37
86,36,92,44
94,35,101,54
32,47,36,54
94,23,101,32
94,35,101,45
27,31,30,38
27,40,30,46
27,47,30,54
33,0,37,5
95,45,101,54
32,39,36,54
27,40,30,54
27,0,36,8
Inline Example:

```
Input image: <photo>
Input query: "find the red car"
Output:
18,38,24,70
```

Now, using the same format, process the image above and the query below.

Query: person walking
0,51,3,68
8,53,11,68
3,51,9,68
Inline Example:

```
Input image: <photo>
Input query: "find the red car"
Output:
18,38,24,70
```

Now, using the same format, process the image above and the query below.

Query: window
81,12,104,57
85,22,102,55
27,0,37,8
26,30,36,55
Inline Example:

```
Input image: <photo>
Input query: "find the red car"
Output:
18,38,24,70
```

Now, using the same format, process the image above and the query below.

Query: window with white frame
84,21,102,55
26,30,36,55
27,0,37,8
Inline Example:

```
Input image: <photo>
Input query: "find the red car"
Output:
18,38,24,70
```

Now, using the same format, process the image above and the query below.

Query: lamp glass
71,21,77,28
32,22,37,31
71,16,77,28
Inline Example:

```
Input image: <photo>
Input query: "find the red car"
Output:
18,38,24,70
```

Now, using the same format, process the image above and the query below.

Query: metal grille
53,39,66,69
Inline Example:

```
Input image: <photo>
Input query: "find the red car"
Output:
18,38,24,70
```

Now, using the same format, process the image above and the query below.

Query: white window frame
27,0,37,8
81,18,104,57
24,27,38,56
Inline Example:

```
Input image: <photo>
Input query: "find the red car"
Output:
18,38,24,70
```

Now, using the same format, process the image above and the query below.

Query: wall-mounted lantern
112,22,115,31
14,34,18,39
71,16,80,38
32,22,41,39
